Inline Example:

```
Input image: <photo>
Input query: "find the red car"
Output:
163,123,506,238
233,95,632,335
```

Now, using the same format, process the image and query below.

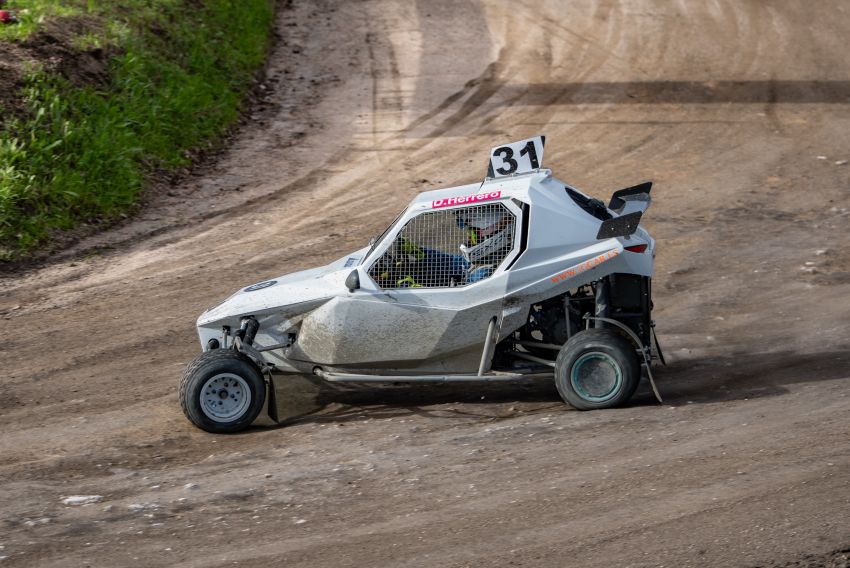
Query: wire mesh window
369,203,516,289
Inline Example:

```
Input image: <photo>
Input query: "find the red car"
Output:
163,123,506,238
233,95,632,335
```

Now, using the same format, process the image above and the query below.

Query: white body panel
196,170,655,375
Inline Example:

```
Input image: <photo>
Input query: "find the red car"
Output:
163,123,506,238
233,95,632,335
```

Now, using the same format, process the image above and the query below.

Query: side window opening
369,203,516,289
565,186,612,221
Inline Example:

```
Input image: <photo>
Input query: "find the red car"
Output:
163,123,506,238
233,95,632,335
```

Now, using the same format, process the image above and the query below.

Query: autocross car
179,136,665,433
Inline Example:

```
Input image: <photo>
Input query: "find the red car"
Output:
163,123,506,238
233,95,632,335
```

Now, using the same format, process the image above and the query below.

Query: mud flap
266,374,279,424
652,326,667,366
584,314,664,404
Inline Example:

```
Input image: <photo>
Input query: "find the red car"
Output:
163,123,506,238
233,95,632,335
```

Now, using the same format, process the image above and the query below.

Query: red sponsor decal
432,191,502,209
550,249,620,284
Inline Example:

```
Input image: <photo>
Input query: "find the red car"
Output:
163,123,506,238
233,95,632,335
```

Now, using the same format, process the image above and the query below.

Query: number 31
492,140,540,175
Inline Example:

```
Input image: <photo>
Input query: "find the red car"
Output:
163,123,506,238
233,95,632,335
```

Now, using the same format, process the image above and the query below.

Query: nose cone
195,247,371,331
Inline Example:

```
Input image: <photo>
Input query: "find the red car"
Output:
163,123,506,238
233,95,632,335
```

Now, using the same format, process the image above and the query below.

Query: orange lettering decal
550,248,620,287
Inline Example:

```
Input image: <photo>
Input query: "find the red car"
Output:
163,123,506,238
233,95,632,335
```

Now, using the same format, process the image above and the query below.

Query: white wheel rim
200,373,252,422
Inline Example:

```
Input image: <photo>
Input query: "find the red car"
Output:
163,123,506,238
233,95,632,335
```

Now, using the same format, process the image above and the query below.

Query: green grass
0,0,274,259
0,1,83,41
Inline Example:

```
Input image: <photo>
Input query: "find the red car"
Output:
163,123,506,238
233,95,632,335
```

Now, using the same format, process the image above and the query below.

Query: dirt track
2,1,850,566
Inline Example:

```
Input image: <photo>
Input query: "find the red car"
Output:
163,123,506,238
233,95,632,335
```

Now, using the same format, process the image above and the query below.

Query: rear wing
608,181,652,215
595,182,652,240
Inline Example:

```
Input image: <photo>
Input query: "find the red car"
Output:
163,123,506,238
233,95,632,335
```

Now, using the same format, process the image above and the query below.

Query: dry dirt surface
2,1,850,566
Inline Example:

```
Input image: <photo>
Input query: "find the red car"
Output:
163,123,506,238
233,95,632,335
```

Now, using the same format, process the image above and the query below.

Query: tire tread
554,328,641,410
179,349,266,433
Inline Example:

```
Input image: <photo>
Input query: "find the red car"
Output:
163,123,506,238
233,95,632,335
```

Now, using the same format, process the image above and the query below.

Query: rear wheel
179,349,266,433
554,328,640,410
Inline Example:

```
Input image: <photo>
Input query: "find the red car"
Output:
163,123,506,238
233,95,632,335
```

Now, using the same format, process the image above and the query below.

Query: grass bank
0,0,275,259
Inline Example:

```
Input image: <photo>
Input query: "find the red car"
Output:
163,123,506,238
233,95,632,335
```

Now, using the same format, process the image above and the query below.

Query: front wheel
179,350,266,433
554,328,640,410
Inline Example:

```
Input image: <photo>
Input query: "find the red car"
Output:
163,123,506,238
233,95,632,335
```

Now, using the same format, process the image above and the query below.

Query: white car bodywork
196,168,655,377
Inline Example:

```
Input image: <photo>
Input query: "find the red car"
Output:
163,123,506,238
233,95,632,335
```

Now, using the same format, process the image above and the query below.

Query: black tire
554,328,640,410
179,349,266,433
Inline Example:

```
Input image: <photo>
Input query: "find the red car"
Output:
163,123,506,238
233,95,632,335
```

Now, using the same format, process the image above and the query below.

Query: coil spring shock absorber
235,316,259,346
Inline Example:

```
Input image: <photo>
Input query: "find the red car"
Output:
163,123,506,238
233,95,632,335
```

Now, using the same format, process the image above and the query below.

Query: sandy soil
1,0,850,566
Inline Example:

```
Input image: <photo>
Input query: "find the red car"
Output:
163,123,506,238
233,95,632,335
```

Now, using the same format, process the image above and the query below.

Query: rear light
625,244,648,253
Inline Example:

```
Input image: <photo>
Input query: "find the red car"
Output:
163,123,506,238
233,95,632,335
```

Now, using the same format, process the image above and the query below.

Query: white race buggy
180,136,664,433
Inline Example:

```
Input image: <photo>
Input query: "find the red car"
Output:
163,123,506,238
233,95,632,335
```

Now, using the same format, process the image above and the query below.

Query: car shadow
640,348,850,406
264,374,562,428
262,348,850,429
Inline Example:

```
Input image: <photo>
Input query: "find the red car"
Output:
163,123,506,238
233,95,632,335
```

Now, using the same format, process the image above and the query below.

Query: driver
378,236,465,288
375,207,511,288
456,207,512,283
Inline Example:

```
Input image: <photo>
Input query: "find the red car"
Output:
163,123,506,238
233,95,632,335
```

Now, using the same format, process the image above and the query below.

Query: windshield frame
364,209,405,261
363,199,524,290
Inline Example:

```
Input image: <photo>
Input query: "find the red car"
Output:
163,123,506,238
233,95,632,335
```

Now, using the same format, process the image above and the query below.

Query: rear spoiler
595,182,652,240
608,181,652,215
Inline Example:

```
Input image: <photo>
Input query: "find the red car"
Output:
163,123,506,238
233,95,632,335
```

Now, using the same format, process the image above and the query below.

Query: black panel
595,211,642,239
608,274,644,311
505,201,530,270
608,181,652,213
606,274,652,345
565,187,612,221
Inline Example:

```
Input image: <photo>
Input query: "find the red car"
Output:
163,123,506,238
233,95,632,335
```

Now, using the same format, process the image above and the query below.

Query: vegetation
0,0,275,259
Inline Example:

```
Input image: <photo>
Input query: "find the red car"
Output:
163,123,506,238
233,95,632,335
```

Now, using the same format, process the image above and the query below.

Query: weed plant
0,0,274,258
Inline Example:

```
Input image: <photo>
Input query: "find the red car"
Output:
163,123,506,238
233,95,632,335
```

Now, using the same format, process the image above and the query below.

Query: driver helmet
456,207,511,264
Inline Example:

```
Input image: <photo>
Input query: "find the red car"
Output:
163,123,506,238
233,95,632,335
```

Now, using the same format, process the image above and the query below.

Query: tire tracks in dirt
2,1,850,567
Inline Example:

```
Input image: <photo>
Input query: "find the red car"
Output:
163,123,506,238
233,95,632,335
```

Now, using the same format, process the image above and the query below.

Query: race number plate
487,135,545,178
